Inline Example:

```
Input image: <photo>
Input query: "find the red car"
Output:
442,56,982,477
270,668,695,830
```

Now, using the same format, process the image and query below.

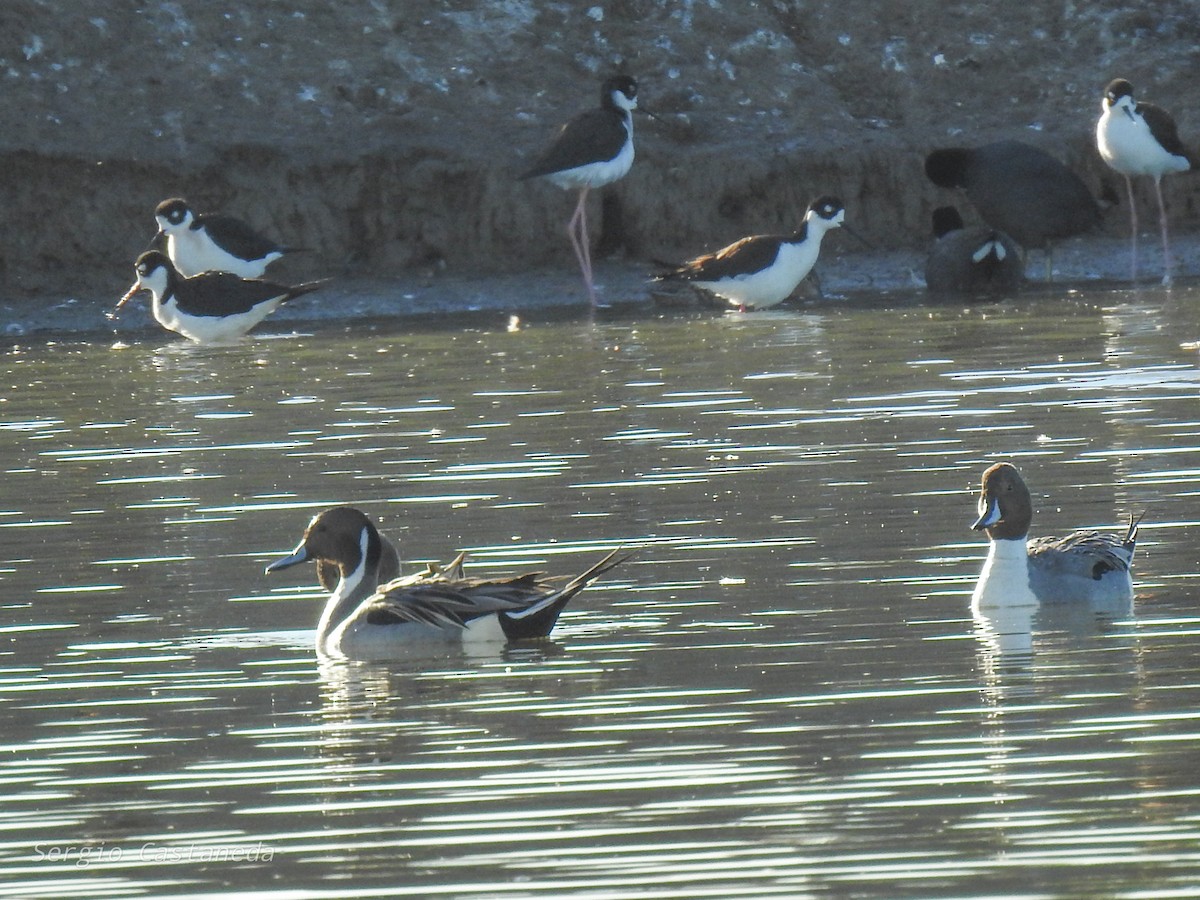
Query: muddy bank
1,1,1197,314
8,230,1199,342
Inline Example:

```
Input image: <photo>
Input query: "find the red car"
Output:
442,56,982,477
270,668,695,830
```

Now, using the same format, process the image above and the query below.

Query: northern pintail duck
925,206,1022,297
1096,79,1195,284
520,75,641,307
971,462,1140,606
114,250,326,343
265,506,629,657
150,197,300,279
925,140,1104,279
655,196,850,310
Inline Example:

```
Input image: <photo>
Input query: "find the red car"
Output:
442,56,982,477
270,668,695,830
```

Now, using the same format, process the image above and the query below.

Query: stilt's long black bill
843,223,873,250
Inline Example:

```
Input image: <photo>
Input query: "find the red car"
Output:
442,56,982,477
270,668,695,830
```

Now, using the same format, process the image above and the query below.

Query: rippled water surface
3,286,1200,898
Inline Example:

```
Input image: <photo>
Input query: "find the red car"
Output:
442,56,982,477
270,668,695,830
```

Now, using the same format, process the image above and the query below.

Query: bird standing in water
114,250,326,344
521,75,640,307
655,196,851,310
1096,78,1195,285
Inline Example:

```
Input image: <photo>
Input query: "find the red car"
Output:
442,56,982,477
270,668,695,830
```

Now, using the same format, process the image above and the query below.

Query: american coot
925,140,1103,279
925,206,1022,297
520,75,640,307
1096,78,1195,285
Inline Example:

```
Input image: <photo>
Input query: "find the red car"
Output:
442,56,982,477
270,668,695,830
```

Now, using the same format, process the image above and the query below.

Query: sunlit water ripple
1,287,1199,897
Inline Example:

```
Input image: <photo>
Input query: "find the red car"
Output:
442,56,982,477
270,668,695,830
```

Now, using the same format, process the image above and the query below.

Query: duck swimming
971,462,1141,606
265,506,628,658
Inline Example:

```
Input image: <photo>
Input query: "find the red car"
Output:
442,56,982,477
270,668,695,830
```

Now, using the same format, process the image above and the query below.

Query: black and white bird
520,75,640,307
1096,78,1195,285
114,250,326,343
925,141,1103,279
925,206,1022,297
654,196,848,310
150,198,298,278
266,506,630,658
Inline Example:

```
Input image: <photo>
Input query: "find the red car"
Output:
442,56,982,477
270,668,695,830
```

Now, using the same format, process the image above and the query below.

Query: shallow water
2,285,1200,898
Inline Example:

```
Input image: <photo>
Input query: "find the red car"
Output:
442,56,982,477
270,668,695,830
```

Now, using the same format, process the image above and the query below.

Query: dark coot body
925,206,1023,296
925,140,1102,251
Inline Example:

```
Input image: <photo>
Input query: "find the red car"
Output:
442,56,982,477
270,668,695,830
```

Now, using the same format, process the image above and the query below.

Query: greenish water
2,287,1199,898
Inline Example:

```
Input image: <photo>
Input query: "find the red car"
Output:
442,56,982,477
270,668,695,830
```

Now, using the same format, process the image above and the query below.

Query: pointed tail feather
1124,511,1146,557
500,547,633,639
557,547,634,597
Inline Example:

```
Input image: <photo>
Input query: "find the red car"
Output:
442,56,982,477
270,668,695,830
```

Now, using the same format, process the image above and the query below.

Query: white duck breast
973,537,1039,607
314,527,376,652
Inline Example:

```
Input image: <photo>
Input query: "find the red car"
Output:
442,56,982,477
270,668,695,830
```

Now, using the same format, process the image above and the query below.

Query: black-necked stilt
520,75,639,307
925,206,1022,296
113,250,326,343
925,140,1103,279
150,198,299,278
1096,78,1195,285
654,196,848,310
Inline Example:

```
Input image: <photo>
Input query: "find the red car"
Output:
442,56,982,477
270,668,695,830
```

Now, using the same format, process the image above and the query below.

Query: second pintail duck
265,506,629,658
971,462,1141,607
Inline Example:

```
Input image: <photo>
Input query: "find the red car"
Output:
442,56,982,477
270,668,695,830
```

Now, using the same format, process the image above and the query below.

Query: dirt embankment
1,1,1197,317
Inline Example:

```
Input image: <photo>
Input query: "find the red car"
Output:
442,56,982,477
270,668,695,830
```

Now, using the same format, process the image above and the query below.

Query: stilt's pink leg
577,194,596,305
565,188,596,305
1125,176,1139,282
1154,177,1174,286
